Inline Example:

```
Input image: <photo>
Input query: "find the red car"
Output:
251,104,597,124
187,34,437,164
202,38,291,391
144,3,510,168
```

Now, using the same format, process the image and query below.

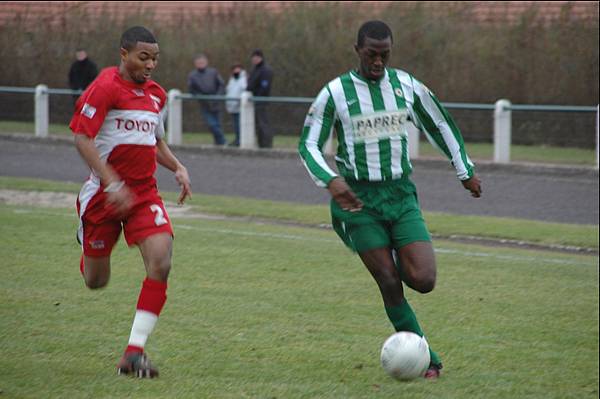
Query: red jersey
72,67,174,255
70,66,167,186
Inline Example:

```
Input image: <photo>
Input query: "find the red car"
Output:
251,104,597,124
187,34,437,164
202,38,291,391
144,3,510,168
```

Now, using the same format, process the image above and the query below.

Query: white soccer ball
380,331,431,380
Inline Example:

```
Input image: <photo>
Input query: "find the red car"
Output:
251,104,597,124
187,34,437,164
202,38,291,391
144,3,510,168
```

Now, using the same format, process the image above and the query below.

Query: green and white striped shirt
298,68,474,187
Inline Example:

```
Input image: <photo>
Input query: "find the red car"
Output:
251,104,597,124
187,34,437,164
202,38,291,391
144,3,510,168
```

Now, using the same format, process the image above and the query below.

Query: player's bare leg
359,246,442,379
396,241,441,378
394,241,436,294
359,248,404,306
81,256,111,289
138,232,173,283
117,233,172,378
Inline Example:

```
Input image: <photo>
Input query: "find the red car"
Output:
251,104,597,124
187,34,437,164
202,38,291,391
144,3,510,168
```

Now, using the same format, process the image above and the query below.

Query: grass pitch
0,188,598,398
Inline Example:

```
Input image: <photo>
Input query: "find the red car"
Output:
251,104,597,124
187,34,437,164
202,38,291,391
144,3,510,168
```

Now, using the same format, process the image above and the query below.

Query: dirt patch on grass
0,189,77,208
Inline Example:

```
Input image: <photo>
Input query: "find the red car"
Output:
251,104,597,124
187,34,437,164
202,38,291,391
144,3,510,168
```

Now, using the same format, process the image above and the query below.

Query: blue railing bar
0,87,83,95
442,102,496,110
0,86,597,112
177,93,240,102
506,104,597,112
46,88,82,95
177,94,314,104
0,86,37,94
251,96,314,104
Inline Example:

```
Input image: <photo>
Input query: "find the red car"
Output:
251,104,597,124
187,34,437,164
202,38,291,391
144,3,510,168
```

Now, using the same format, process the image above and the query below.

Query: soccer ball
380,331,431,380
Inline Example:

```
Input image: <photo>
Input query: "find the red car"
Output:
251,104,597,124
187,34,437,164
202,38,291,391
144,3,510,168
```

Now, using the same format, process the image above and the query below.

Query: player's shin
126,277,167,353
385,298,441,366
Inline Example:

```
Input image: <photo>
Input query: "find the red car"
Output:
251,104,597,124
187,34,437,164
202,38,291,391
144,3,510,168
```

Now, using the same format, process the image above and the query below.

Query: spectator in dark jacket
247,49,274,148
68,49,98,104
187,54,227,146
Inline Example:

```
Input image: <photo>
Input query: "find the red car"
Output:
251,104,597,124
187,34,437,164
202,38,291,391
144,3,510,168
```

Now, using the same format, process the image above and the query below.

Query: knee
84,275,109,290
415,276,435,293
407,268,436,293
149,258,171,282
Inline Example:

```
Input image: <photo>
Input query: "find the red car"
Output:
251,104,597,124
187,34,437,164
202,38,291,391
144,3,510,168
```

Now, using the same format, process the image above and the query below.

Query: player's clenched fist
328,177,364,212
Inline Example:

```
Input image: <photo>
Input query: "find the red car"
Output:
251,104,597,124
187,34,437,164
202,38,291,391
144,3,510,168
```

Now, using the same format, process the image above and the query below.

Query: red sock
137,278,168,314
125,344,145,354
125,278,168,354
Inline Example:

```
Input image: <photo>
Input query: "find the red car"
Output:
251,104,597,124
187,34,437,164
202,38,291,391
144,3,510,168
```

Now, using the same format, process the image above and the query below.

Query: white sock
127,310,159,349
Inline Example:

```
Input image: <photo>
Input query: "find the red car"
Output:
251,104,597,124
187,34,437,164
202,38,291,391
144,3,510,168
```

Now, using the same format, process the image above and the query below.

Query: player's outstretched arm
155,139,192,204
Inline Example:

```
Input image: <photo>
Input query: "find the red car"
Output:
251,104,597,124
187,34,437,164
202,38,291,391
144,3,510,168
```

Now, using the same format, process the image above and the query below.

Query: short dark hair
120,26,157,50
357,20,393,47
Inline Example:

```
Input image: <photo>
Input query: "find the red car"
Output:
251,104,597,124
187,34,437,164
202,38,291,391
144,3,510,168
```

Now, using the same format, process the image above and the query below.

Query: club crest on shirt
81,103,97,119
150,94,161,111
394,88,403,98
132,89,145,97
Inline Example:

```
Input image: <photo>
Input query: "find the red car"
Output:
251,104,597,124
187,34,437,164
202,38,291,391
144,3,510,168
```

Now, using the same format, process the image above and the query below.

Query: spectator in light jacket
225,63,247,147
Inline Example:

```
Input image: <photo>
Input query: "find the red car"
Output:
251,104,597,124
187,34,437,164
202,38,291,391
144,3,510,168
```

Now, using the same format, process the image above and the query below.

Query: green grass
0,120,596,165
0,200,598,398
0,176,597,250
0,120,71,136
418,142,597,166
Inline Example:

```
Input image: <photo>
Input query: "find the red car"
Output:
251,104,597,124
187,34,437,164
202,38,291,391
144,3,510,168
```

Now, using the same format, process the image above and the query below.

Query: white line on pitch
8,208,597,267
175,224,597,267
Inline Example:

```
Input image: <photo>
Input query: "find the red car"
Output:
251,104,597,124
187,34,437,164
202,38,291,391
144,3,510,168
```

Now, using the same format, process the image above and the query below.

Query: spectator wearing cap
188,54,227,146
247,49,274,148
225,63,247,147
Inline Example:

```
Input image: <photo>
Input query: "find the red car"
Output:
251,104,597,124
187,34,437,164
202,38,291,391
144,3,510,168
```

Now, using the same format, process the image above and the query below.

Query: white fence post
240,91,256,149
407,123,420,159
596,105,600,169
167,89,182,146
494,99,512,163
34,84,48,138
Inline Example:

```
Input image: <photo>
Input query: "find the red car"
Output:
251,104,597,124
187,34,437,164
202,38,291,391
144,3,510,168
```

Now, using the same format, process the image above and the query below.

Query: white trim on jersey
303,87,338,187
412,80,473,180
77,178,101,246
349,73,381,181
397,69,472,180
155,106,167,140
328,77,358,180
380,73,405,178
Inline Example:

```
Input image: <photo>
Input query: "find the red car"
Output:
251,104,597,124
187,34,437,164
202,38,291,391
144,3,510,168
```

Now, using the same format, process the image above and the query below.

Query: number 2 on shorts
150,204,168,226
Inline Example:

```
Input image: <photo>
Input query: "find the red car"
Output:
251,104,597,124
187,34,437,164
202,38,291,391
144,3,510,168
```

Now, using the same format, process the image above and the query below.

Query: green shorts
331,178,431,253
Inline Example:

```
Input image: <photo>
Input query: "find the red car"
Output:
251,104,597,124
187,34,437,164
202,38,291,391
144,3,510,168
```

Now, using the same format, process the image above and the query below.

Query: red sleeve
69,84,113,138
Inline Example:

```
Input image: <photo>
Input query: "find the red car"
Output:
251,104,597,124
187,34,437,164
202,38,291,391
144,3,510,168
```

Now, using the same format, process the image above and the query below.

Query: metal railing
0,85,598,168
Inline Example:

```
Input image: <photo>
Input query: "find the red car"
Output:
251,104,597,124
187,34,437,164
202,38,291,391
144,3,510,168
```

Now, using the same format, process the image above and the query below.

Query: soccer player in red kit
70,26,192,378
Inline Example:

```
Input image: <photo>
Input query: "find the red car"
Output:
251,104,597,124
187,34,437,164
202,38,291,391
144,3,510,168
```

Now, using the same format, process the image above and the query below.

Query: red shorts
77,181,173,257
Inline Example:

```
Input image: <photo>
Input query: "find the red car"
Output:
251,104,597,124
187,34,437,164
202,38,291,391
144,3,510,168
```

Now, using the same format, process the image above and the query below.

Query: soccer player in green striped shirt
298,20,482,379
